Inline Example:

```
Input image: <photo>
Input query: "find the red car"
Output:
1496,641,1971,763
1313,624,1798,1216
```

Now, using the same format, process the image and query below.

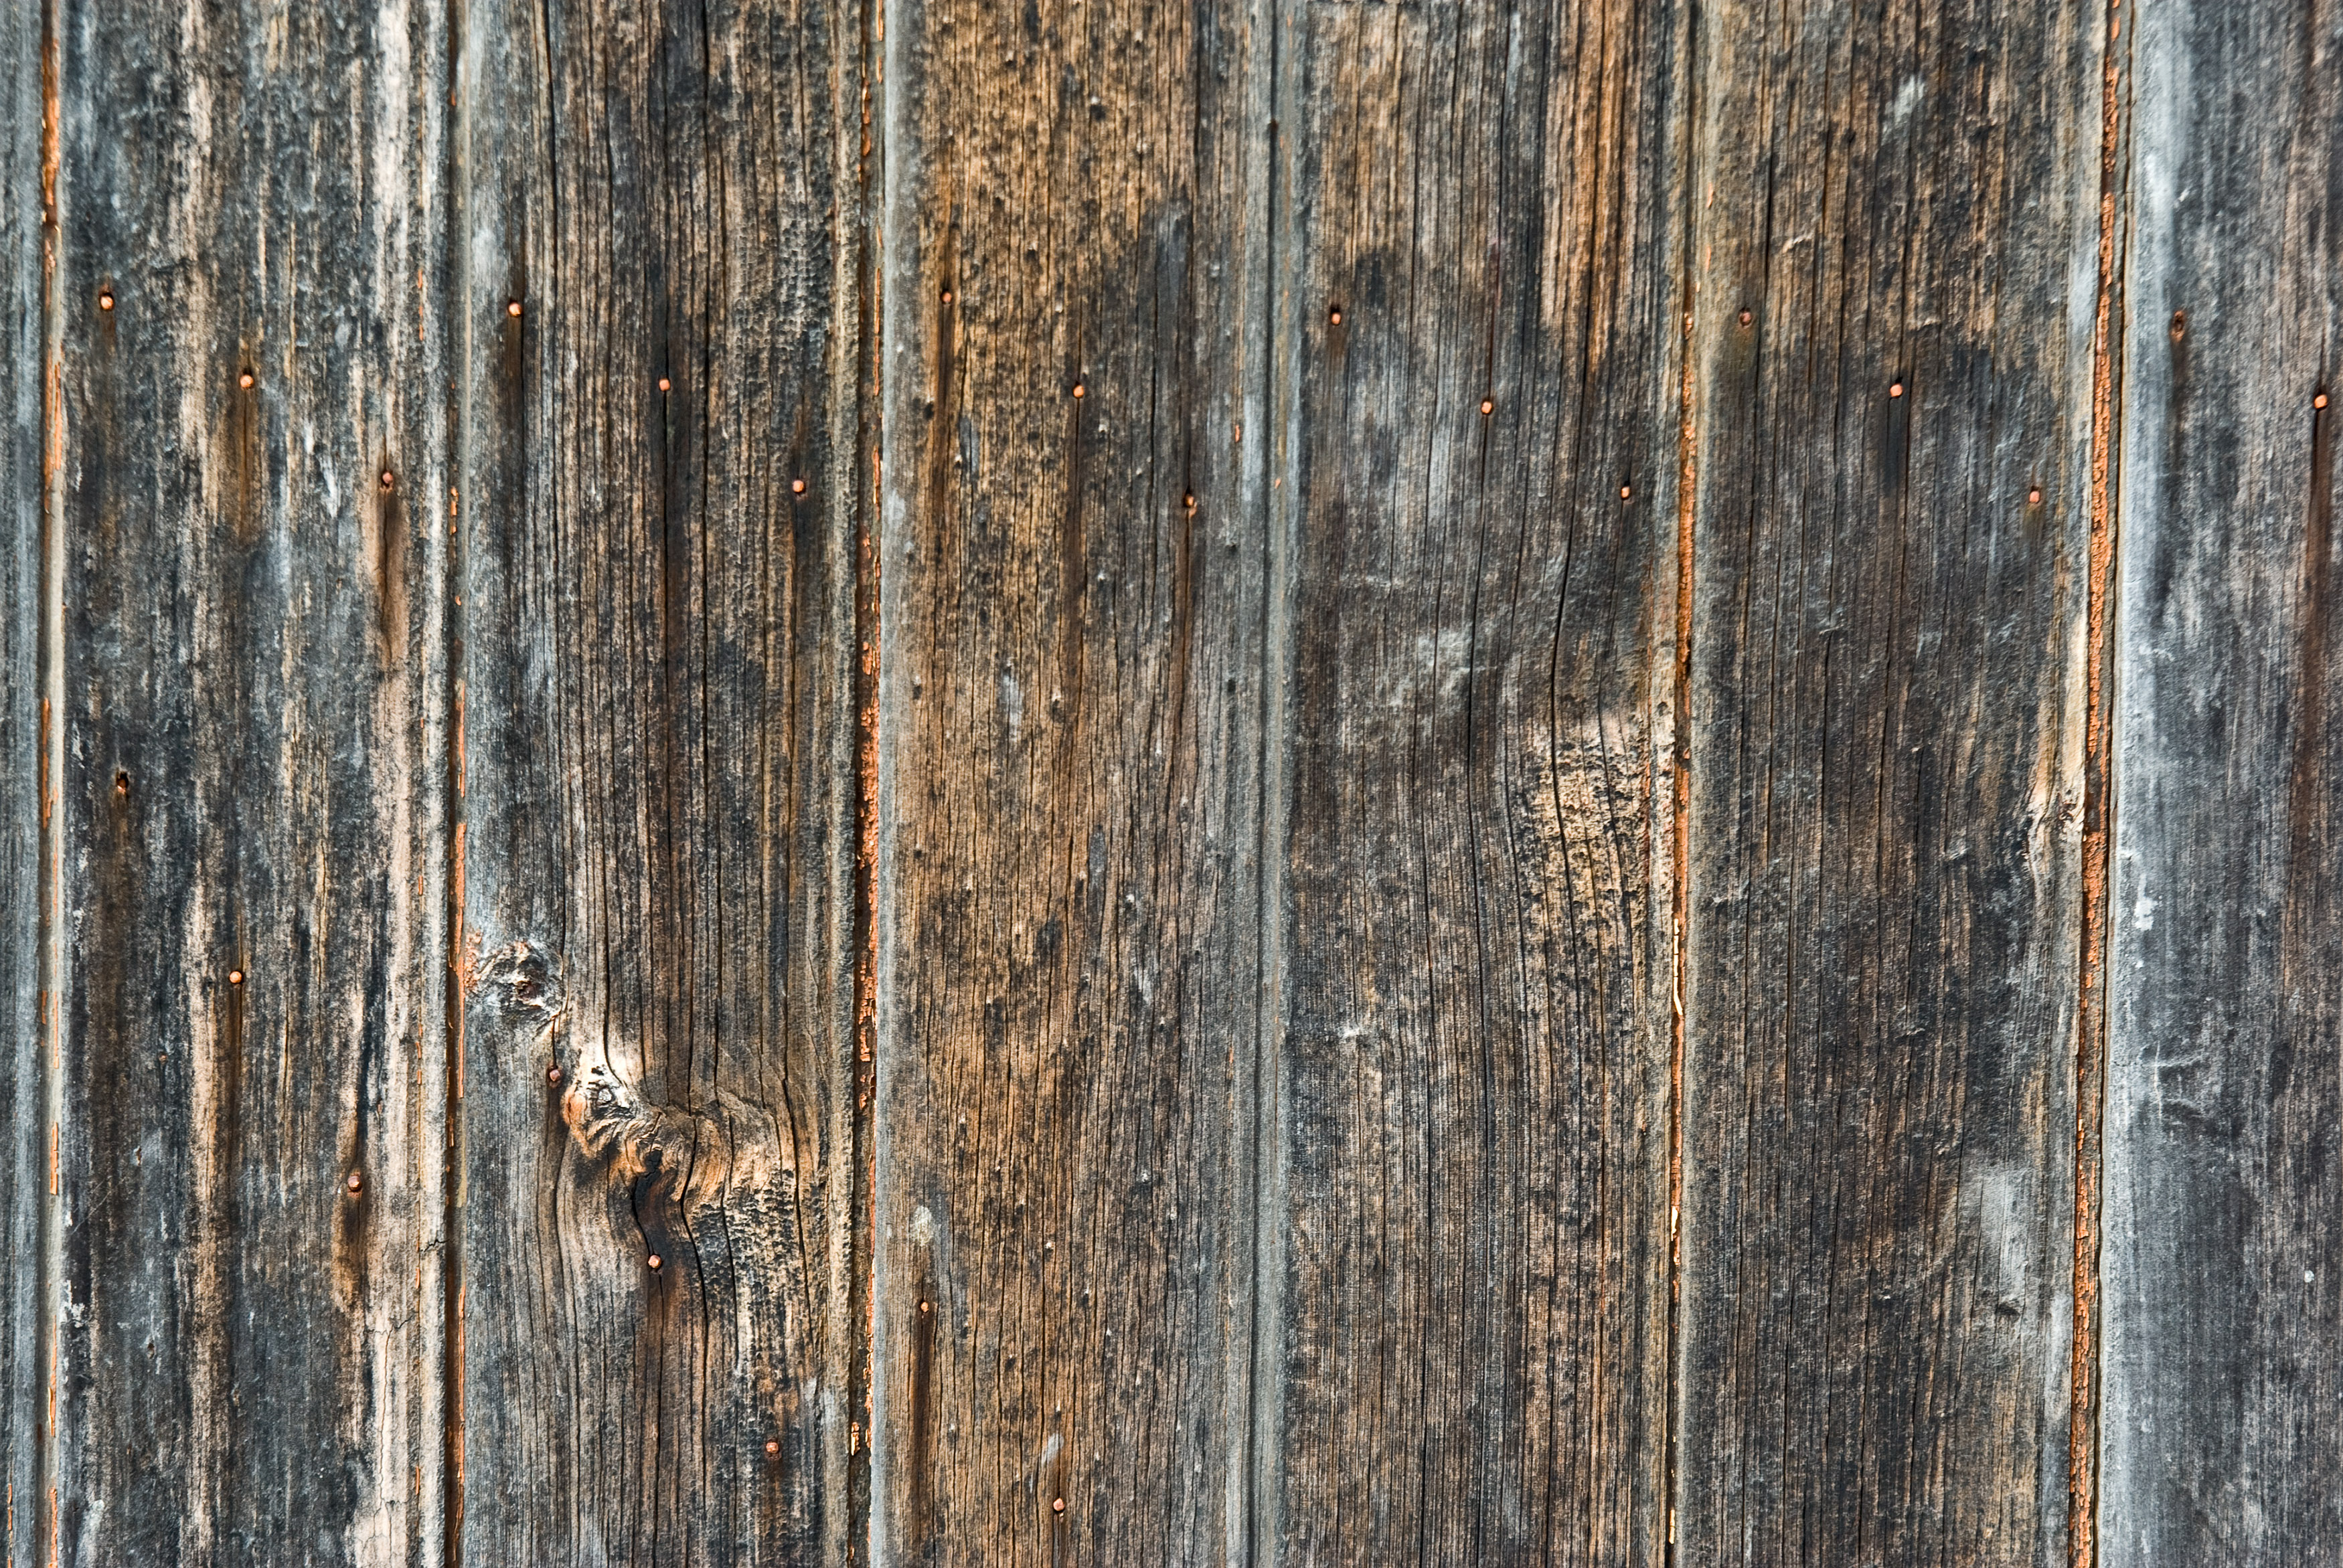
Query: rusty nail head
942,288,955,303
98,291,114,310
2029,487,2042,505
1072,382,1085,399
239,370,255,388
347,1172,362,1193
548,1064,562,1083
1183,492,1196,509
765,1440,780,1455
792,478,807,494
658,377,671,391
648,1254,663,1270
380,470,395,491
228,969,245,986
1889,381,1905,398
1480,399,1495,416
1052,1498,1066,1514
1739,309,1752,325
1329,307,1342,325
507,299,523,317
2319,392,2331,410
1621,485,1633,499
918,1300,931,1314
114,772,129,795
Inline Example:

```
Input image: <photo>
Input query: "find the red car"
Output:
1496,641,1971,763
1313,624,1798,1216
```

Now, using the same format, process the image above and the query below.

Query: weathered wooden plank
452,0,872,1559
870,0,1274,1553
2,5,46,1564
2098,2,2343,1557
1256,0,1686,1561
50,1,458,1560
1675,5,2107,1563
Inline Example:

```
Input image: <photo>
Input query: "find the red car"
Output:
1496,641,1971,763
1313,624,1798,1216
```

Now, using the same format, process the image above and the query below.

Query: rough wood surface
2,8,43,1565
2099,1,2343,1558
1259,0,1686,1561
47,1,457,1561
16,2,2343,1561
452,0,872,1560
1674,3,2106,1562
871,0,1274,1553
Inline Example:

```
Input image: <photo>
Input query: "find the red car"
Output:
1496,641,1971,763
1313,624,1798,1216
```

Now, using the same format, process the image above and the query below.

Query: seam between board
35,3,62,1563
850,0,883,1533
1662,0,1700,1561
1246,1,1291,1558
2069,3,2133,1564
442,0,491,1554
853,0,886,1528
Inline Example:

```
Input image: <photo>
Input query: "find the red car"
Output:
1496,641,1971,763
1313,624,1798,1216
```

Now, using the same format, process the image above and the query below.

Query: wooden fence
3,0,2336,1561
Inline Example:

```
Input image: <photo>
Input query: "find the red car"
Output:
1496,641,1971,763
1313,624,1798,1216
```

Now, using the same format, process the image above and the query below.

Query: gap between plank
1662,2,1702,1559
2069,3,2135,1564
442,5,475,1558
1246,1,1295,1560
35,1,64,1561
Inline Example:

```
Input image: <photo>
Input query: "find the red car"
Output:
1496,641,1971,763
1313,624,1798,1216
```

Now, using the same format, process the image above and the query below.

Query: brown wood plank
1674,5,2107,1563
3,5,46,1563
1257,0,1687,1562
49,2,458,1560
2097,3,2343,1558
451,0,872,1559
869,0,1275,1553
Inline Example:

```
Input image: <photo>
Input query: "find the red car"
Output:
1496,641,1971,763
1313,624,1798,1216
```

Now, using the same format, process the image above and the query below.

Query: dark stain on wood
376,458,408,656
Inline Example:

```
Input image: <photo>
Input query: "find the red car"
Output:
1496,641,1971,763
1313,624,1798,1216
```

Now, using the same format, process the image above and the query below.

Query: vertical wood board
2100,0,2343,1557
872,0,1275,1554
2,7,47,1565
50,1,458,1559
1676,3,2106,1561
1260,0,1687,1561
452,0,872,1560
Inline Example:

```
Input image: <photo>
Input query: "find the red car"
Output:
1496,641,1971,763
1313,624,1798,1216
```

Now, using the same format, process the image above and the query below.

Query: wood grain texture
49,0,458,1560
2,5,45,1564
1676,3,2105,1562
452,0,872,1559
1258,0,1686,1562
871,0,1274,1553
2099,1,2343,1557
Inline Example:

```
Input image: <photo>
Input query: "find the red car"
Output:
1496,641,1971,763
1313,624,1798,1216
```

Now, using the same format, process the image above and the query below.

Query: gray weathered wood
1257,0,1686,1561
871,0,1275,1552
1675,3,2107,1562
452,0,872,1559
2,6,44,1565
2099,1,2343,1558
48,1,458,1559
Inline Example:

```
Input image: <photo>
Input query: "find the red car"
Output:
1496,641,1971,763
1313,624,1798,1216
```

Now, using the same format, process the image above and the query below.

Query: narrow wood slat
1676,4,2106,1562
871,0,1275,1553
1258,0,1686,1561
2099,2,2343,1557
1,8,46,1565
50,3,457,1559
452,0,871,1559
